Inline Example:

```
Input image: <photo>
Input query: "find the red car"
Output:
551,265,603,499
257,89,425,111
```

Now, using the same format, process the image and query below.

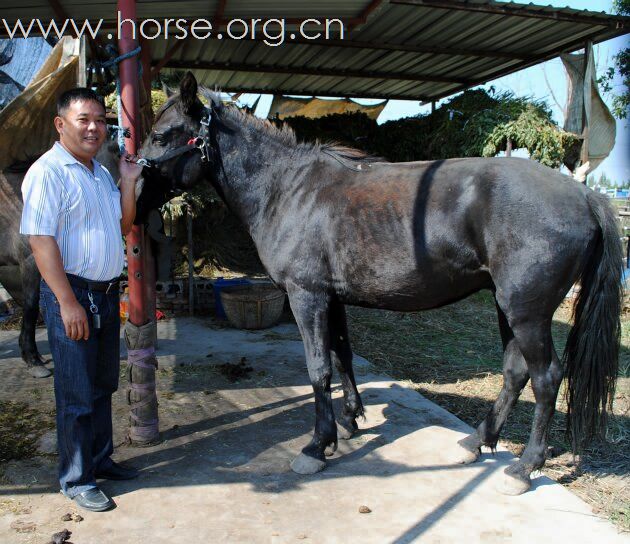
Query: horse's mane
194,88,379,165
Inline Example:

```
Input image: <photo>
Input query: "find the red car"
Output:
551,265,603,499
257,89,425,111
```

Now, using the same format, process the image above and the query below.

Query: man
20,88,143,512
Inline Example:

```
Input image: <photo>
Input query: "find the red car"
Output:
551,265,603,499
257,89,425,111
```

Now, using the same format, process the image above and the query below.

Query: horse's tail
563,189,623,452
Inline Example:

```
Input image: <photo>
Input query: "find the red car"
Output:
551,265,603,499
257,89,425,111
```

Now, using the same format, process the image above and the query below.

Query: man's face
54,99,107,162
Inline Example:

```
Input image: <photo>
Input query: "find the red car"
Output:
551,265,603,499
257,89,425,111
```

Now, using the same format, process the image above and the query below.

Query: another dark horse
142,73,622,495
0,142,127,378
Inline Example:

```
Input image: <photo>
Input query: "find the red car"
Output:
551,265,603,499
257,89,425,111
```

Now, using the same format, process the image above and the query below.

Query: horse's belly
336,265,491,311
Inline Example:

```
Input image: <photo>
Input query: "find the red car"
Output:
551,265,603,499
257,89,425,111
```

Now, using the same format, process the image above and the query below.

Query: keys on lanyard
87,292,101,330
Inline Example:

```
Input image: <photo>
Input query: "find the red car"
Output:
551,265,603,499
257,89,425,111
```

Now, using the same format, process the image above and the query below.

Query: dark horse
141,73,622,495
0,142,155,378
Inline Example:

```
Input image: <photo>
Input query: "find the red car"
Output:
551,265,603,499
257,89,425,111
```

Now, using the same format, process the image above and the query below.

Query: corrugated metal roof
0,1,627,101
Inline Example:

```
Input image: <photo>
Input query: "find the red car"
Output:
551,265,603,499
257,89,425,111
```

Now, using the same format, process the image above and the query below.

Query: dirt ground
345,292,629,532
1,316,628,544
0,290,628,536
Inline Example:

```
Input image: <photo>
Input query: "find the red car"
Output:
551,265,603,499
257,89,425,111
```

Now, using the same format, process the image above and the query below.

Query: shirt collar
54,141,101,171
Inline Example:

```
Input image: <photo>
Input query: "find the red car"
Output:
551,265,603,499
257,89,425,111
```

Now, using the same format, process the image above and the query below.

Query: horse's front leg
287,284,337,475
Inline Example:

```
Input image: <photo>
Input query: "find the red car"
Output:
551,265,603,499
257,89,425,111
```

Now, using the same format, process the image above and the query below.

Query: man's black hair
57,88,106,116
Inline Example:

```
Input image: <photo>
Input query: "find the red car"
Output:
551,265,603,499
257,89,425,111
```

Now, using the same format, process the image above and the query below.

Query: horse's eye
152,133,165,145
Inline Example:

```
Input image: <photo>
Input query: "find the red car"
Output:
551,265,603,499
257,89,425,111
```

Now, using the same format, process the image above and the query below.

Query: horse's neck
215,131,307,229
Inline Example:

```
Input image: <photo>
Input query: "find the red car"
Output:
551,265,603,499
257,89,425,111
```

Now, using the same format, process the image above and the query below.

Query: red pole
118,0,147,326
140,36,153,106
139,36,157,339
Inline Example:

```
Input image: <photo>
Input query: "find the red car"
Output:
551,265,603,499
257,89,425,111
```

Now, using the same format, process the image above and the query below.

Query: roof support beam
214,0,227,27
150,39,185,79
425,29,611,103
107,29,529,61
255,35,529,60
46,0,67,21
391,0,628,29
157,60,471,85
348,0,385,31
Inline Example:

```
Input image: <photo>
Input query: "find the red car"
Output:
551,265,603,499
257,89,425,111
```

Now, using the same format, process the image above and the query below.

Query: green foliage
285,88,573,167
105,89,168,114
482,105,580,168
597,0,629,119
596,171,614,188
586,171,630,190
614,0,630,16
150,89,168,112
283,111,378,150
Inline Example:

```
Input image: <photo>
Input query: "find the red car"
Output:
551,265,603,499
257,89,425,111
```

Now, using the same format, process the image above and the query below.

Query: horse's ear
179,71,198,112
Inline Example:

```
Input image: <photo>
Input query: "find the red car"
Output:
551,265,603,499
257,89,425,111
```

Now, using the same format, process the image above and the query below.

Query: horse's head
139,72,222,193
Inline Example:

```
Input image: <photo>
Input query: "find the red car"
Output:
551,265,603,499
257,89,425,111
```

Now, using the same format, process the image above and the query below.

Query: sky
238,0,629,184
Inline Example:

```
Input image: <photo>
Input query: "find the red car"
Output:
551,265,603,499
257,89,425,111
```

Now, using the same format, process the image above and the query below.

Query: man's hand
119,153,144,184
60,299,90,341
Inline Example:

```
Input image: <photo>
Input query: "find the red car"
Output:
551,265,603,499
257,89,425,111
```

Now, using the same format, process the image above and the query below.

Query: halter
131,104,216,170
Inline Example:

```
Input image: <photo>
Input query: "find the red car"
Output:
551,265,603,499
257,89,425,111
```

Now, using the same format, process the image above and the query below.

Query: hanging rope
93,45,142,154
111,47,141,154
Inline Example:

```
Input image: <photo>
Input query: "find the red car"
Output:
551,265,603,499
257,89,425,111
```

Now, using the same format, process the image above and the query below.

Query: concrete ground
0,317,627,543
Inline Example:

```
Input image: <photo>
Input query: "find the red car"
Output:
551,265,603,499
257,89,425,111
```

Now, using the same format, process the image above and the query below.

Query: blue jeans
40,280,121,498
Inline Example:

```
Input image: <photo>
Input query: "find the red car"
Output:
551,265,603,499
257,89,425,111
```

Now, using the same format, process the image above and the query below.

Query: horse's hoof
497,472,531,496
29,364,52,378
324,439,338,457
336,421,355,440
290,453,326,475
450,443,480,465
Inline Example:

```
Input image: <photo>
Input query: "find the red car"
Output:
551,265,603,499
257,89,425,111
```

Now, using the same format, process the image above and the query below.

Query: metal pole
505,138,512,157
118,0,147,326
187,203,194,316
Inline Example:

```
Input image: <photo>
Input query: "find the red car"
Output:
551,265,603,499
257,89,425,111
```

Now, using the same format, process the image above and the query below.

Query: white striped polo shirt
20,142,124,281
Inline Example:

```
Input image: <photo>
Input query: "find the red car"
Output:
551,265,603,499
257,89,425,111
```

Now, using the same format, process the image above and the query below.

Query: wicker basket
220,284,286,329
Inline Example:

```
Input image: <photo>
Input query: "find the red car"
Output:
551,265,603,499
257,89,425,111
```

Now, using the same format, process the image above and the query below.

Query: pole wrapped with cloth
125,322,159,444
117,0,159,445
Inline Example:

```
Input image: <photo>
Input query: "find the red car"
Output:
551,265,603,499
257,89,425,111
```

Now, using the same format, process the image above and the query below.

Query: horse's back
261,156,600,312
440,158,599,313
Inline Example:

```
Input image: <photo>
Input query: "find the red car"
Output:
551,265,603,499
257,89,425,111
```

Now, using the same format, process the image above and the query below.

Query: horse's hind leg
454,301,529,463
19,258,51,378
329,299,364,441
287,284,337,475
499,319,562,495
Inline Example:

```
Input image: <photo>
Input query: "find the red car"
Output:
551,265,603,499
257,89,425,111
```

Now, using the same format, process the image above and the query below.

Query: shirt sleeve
19,162,63,236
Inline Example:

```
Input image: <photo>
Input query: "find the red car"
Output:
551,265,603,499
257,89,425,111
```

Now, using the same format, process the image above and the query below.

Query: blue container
212,277,251,319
